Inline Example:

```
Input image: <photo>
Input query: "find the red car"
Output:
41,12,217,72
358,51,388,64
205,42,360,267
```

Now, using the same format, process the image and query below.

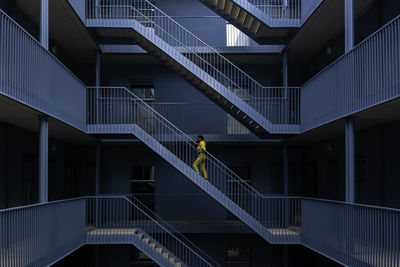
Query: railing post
282,50,289,123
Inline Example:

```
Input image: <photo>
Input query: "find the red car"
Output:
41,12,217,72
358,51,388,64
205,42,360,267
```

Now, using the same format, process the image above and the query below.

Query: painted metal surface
86,196,213,267
302,199,400,267
0,197,215,267
87,86,301,244
85,0,301,135
301,14,400,133
0,198,86,267
0,10,87,132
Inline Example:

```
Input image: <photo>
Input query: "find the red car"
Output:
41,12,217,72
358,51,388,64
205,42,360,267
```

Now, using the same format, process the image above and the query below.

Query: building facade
0,0,400,266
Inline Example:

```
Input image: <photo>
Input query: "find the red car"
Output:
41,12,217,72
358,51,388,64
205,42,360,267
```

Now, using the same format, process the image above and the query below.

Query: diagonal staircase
85,0,300,137
199,0,300,44
85,196,218,267
199,0,323,44
87,86,301,244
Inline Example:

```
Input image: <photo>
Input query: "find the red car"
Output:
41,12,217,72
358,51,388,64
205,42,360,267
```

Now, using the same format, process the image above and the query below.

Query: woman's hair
197,135,204,140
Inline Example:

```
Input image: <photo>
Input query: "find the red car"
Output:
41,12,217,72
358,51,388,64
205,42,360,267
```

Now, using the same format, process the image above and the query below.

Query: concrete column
95,144,101,195
344,0,354,53
40,0,49,49
39,116,48,203
345,117,355,203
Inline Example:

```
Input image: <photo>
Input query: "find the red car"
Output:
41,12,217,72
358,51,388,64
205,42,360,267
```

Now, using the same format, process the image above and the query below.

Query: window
226,24,251,47
131,165,155,211
22,153,36,205
355,154,366,202
227,248,251,267
227,86,251,135
131,83,155,106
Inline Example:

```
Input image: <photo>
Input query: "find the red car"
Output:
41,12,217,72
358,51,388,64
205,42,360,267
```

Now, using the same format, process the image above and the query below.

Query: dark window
131,83,155,106
227,166,251,220
131,165,155,211
227,248,251,267
22,153,37,205
355,153,366,202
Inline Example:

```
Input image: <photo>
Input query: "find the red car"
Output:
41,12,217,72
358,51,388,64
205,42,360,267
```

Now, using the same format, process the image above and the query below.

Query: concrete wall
0,123,96,208
305,0,400,81
294,120,400,209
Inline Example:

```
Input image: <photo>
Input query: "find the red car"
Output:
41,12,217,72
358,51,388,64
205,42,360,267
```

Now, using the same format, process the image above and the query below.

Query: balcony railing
248,0,301,20
0,9,87,132
301,14,400,132
171,16,283,51
85,1,301,133
0,198,86,267
302,199,400,267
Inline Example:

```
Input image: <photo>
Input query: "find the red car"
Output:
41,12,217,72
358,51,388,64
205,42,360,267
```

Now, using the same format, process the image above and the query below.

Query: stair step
249,20,261,34
230,5,240,20
237,10,247,25
217,0,226,10
137,233,144,239
169,257,176,263
175,262,182,267
150,242,156,248
243,15,254,30
223,1,234,15
156,247,163,253
143,237,150,243
162,252,169,258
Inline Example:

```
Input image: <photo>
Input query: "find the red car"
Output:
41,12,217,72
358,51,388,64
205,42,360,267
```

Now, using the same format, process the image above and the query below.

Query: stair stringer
86,19,300,135
89,124,292,244
86,230,178,267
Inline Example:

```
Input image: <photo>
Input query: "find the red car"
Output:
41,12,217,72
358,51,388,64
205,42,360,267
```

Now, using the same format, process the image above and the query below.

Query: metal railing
85,0,301,130
0,198,86,267
125,195,222,266
0,9,87,132
129,193,301,235
302,199,400,267
86,196,216,266
248,0,301,20
169,16,282,50
301,14,400,132
153,96,299,136
87,86,300,243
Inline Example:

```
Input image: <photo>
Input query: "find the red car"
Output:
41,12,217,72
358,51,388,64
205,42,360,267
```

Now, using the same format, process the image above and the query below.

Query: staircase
199,0,300,44
87,87,301,244
199,0,323,44
85,0,300,137
85,196,217,267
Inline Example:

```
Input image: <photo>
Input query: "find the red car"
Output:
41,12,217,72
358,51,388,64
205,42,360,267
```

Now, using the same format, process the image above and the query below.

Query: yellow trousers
193,153,208,179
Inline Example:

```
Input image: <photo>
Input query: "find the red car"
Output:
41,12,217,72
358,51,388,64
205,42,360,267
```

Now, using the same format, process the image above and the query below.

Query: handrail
301,13,400,89
123,196,222,266
86,196,215,266
88,86,263,197
86,0,300,125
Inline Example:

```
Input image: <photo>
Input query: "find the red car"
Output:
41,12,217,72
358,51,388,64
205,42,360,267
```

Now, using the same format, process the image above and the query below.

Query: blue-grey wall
305,0,400,81
0,123,96,208
100,143,284,221
295,119,400,209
